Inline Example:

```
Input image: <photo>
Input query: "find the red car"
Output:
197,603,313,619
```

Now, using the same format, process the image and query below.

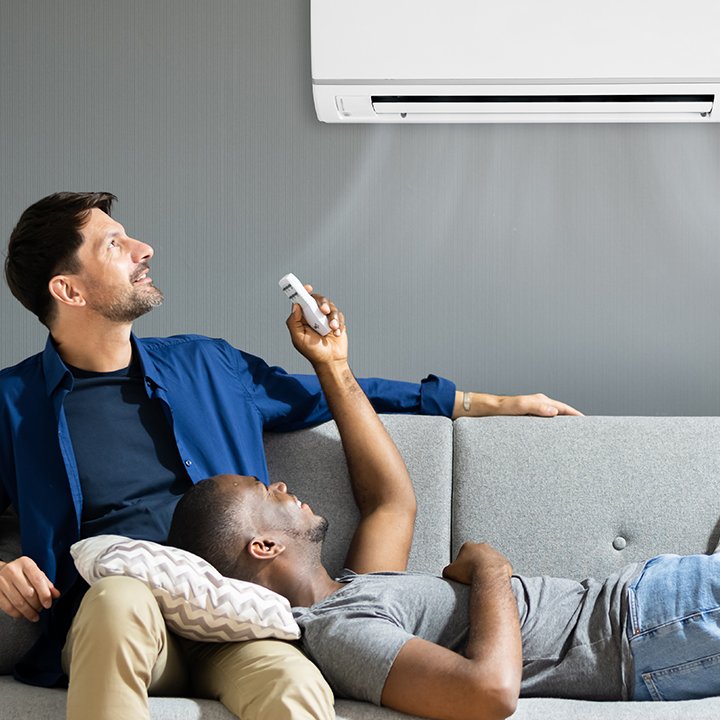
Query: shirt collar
41,335,73,396
130,334,166,391
41,332,166,395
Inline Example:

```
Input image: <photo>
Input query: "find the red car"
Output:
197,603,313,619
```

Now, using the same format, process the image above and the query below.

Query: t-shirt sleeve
300,610,414,705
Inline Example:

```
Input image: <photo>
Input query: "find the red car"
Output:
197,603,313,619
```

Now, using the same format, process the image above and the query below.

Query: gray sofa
3,415,720,719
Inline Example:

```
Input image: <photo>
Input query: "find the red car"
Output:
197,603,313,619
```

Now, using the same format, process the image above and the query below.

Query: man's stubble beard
90,283,164,323
308,516,329,544
287,516,330,545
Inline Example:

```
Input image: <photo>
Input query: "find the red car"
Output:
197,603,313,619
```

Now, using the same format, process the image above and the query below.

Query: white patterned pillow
70,535,300,642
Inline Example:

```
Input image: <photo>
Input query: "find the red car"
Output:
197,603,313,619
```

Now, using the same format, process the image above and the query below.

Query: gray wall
2,0,719,415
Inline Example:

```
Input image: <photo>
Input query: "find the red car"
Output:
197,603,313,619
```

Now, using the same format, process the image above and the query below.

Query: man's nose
269,482,287,493
128,237,154,262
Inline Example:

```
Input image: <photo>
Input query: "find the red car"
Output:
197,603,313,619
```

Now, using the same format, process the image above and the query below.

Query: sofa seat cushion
0,676,236,718
334,697,720,719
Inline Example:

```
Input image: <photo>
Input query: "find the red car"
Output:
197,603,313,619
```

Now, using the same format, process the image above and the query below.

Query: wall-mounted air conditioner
311,0,720,123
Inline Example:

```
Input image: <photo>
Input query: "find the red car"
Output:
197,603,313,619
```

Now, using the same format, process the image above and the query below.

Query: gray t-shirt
292,563,643,705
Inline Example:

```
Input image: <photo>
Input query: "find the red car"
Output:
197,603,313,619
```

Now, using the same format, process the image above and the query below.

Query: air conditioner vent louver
371,94,713,105
368,94,714,119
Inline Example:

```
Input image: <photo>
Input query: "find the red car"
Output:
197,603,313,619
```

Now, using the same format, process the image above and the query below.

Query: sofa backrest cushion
0,416,453,675
453,416,720,581
264,415,454,577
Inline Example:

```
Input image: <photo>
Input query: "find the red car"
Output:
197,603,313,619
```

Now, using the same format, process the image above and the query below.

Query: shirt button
185,460,192,467
613,536,627,551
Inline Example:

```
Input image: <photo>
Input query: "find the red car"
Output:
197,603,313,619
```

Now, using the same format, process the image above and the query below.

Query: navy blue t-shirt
63,360,192,542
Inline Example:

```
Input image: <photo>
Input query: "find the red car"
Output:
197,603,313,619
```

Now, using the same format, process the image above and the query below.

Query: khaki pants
61,576,334,720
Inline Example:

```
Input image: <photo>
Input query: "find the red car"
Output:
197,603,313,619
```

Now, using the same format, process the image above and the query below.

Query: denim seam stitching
631,604,720,638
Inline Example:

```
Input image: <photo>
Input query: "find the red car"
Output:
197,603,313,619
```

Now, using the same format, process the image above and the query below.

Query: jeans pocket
642,652,720,701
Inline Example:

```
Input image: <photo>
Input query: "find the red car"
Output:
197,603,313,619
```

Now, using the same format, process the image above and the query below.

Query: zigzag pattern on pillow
71,536,300,642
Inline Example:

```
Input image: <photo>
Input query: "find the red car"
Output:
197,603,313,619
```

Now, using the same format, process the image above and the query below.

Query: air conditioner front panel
315,84,719,123
312,0,720,83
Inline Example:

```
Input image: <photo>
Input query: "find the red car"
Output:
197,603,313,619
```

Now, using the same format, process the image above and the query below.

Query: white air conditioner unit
311,0,720,123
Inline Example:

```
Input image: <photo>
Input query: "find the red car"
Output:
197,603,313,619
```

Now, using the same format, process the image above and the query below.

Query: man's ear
247,536,286,560
48,275,86,309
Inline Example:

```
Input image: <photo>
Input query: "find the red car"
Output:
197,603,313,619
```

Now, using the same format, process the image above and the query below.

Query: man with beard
168,295,523,720
0,192,579,720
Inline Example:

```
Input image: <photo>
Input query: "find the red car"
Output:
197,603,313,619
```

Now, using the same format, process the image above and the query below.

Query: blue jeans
627,554,720,701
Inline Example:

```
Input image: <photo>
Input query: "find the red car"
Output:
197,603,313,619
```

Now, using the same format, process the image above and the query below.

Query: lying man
170,296,720,719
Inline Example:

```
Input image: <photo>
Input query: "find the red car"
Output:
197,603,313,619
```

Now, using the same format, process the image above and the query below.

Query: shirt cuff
419,374,456,417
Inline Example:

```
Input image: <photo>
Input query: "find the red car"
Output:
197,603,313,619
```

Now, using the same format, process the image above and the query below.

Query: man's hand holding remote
285,282,347,370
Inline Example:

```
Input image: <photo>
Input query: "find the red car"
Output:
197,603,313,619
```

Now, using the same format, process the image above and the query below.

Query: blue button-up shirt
0,333,454,685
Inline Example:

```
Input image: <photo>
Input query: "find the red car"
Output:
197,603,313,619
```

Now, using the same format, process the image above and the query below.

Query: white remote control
278,273,331,336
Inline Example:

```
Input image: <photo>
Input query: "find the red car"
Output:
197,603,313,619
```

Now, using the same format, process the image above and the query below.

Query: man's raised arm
285,296,416,573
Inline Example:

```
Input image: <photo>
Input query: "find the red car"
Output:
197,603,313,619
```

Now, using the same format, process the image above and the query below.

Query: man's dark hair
168,477,253,580
5,191,117,327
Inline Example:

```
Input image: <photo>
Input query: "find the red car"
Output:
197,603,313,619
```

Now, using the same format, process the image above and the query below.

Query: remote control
278,273,331,336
